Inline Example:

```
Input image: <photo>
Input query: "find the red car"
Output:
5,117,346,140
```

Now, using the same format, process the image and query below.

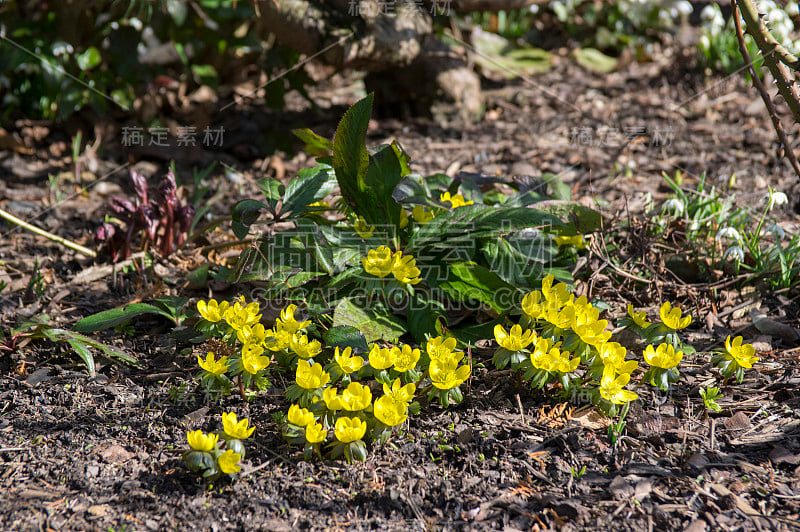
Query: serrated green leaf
532,200,603,234
282,164,337,218
258,178,284,210
333,94,373,214
292,128,334,157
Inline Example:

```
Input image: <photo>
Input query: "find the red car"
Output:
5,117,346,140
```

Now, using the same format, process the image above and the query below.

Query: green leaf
391,141,412,177
191,64,218,88
332,298,406,343
257,178,284,210
572,47,618,73
392,174,440,208
333,94,373,215
73,303,176,333
282,165,337,217
231,199,269,239
450,319,502,347
292,128,334,157
362,144,404,227
441,262,520,313
407,296,446,343
532,200,603,234
324,325,369,353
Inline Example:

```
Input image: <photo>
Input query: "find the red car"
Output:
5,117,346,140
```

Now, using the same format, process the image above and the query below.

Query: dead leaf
724,411,752,431
99,444,134,463
751,309,800,344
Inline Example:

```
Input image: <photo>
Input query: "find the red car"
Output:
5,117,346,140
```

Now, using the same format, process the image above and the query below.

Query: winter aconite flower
236,323,269,346
626,303,651,329
187,430,218,452
305,422,327,444
412,205,434,224
659,302,691,330
724,335,758,369
599,366,638,405
277,304,310,334
334,417,367,443
374,395,408,426
288,404,315,426
218,450,242,474
554,235,586,249
368,345,395,370
197,352,228,376
644,343,683,370
340,382,372,411
429,358,471,390
290,334,322,359
323,387,343,410
440,191,473,209
197,299,229,322
426,336,458,362
391,251,422,285
597,342,638,375
382,378,415,404
494,324,535,351
392,344,421,372
363,246,394,278
334,346,364,374
241,342,271,374
224,297,262,330
296,360,330,390
222,412,255,440
353,216,375,238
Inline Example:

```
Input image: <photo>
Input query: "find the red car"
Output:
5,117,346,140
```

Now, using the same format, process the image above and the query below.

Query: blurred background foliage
3,0,800,123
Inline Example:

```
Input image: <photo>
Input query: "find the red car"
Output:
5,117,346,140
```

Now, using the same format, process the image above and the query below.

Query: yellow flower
429,358,471,390
353,216,375,238
290,333,322,359
305,422,327,444
323,387,342,410
218,449,241,474
197,352,228,376
544,304,575,330
334,416,367,443
368,345,395,370
341,382,372,411
626,303,651,328
382,378,415,404
724,336,758,369
287,404,315,426
197,299,230,323
412,205,434,224
265,325,292,351
277,304,310,334
643,343,683,370
296,360,330,390
440,191,473,208
571,305,611,346
241,342,270,374
597,342,637,375
334,346,364,374
363,246,394,278
391,251,422,285
554,235,586,249
374,395,408,426
222,412,255,439
521,290,544,320
426,336,458,362
599,365,638,404
494,324,535,351
392,344,421,372
187,429,218,452
224,298,261,330
541,274,573,307
307,200,329,210
399,210,409,229
236,323,268,346
659,302,691,330
533,340,579,373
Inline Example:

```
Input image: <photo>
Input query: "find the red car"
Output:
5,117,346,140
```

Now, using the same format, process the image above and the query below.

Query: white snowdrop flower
786,2,800,17
676,1,692,17
724,246,745,263
772,191,788,206
766,224,786,239
716,227,742,242
663,198,685,216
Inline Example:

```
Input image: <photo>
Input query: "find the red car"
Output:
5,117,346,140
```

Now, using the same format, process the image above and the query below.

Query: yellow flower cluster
368,344,421,372
184,411,254,477
426,336,471,390
362,246,422,285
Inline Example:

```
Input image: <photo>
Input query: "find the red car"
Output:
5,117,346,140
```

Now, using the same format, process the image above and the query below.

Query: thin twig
733,0,800,181
0,207,96,257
